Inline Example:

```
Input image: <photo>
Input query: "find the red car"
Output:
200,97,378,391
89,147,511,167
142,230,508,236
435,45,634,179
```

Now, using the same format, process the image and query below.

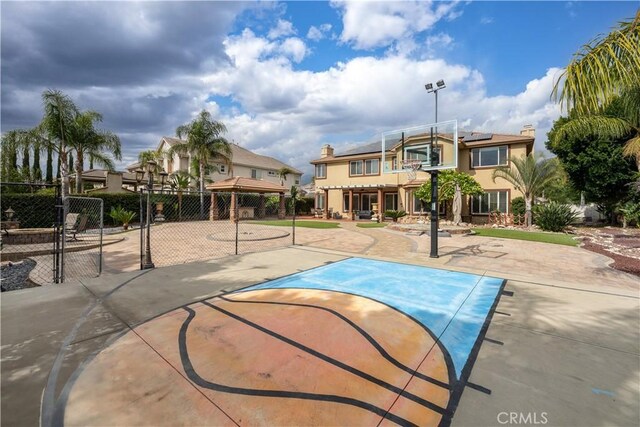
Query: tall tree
45,145,54,183
552,13,640,169
415,170,484,225
169,110,232,216
492,153,558,227
137,150,164,190
169,171,194,220
277,166,295,186
32,139,42,181
21,144,30,172
546,116,636,221
56,155,61,180
41,89,79,197
69,110,122,193
1,130,23,181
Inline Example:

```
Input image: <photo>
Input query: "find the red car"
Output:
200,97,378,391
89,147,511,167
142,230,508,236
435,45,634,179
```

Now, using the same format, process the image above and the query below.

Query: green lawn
471,228,578,246
251,220,340,229
356,222,387,228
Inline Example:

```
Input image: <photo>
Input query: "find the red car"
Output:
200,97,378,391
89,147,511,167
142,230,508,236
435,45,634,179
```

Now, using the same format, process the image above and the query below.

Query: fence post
53,184,63,283
139,189,144,270
61,196,67,282
234,192,239,255
98,199,104,275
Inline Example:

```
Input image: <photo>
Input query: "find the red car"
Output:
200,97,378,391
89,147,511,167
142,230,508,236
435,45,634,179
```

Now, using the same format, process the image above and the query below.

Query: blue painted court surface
243,257,505,380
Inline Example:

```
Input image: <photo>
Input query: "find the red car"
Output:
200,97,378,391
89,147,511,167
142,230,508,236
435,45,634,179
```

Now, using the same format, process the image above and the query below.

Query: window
350,160,363,175
251,169,262,179
219,164,226,173
385,193,398,211
343,193,362,212
315,164,326,179
365,159,379,175
471,146,508,167
471,191,509,214
392,156,397,171
295,179,299,185
413,194,445,215
406,146,442,165
413,194,427,214
316,193,325,210
361,194,377,211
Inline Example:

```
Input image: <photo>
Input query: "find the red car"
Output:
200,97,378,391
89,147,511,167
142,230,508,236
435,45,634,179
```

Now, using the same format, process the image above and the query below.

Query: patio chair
65,213,88,242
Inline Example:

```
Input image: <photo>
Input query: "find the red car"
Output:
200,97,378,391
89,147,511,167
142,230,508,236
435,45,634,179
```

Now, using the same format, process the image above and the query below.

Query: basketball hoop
402,159,422,180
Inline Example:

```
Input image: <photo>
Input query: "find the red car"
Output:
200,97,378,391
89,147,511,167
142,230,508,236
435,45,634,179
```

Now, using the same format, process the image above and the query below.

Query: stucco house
310,125,535,223
127,137,303,192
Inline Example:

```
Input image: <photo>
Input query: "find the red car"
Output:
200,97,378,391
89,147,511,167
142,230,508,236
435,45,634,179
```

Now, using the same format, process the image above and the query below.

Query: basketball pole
424,81,445,258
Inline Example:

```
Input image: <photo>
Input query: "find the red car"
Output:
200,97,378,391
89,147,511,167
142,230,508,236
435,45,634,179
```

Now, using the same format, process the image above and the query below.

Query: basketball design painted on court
59,258,504,426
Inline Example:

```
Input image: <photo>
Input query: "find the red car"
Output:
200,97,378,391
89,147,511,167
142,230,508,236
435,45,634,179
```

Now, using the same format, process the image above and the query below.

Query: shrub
385,210,407,222
534,202,579,232
109,206,137,229
511,197,526,224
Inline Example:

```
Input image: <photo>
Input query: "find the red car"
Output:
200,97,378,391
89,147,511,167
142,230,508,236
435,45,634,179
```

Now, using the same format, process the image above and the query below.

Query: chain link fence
140,190,294,268
62,196,103,282
0,182,62,290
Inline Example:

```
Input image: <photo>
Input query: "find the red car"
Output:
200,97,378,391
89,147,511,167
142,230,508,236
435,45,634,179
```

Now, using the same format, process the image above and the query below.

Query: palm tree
169,110,232,216
170,171,193,220
40,89,79,197
138,150,164,175
552,13,640,169
69,110,122,193
492,153,558,227
1,130,24,181
277,166,295,186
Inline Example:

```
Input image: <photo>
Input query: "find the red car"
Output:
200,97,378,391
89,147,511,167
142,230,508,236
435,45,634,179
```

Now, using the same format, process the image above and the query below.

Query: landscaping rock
1,259,38,292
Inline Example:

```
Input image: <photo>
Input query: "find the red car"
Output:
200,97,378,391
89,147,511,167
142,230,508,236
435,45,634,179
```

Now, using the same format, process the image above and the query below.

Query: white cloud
203,30,563,176
307,23,333,41
267,19,296,39
280,37,307,63
331,0,461,50
480,16,494,25
424,33,454,57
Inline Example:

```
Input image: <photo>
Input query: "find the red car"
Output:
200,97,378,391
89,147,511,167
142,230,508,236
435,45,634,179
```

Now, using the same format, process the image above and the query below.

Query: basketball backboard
382,120,458,175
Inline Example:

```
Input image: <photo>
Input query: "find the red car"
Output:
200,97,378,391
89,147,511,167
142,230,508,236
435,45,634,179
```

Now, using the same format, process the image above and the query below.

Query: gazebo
205,177,287,222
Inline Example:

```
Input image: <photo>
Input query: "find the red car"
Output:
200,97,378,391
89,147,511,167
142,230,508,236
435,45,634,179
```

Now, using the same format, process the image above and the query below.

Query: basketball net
402,159,422,180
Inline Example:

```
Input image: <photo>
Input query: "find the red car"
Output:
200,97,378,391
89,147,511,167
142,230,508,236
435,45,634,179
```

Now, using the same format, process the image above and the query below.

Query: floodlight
436,80,446,88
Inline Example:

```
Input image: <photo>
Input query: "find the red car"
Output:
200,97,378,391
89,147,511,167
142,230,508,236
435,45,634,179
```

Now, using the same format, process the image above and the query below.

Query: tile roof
153,136,302,174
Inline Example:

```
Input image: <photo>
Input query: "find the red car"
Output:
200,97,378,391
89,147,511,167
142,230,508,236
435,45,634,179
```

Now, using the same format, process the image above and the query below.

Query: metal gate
139,189,294,269
61,196,104,282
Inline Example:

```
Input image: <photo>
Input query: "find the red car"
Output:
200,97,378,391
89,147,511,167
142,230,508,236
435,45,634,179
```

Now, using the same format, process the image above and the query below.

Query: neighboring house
127,137,303,192
71,169,139,193
310,125,535,223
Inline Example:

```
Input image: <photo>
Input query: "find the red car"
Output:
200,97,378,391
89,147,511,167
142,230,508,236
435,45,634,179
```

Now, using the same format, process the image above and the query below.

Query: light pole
142,160,157,269
425,79,446,258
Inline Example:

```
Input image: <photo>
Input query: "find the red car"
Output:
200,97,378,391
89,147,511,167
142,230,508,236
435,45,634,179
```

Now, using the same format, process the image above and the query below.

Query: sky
2,1,638,181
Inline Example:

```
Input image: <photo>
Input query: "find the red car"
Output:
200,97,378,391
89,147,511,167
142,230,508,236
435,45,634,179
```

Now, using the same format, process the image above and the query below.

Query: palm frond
86,151,115,171
553,12,640,114
551,116,633,145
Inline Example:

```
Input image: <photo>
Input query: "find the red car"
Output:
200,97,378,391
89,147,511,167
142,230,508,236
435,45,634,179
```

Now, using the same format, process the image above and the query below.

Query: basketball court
51,257,504,427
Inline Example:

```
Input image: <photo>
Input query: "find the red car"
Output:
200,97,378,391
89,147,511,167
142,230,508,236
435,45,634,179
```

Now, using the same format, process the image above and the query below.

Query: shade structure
206,177,286,194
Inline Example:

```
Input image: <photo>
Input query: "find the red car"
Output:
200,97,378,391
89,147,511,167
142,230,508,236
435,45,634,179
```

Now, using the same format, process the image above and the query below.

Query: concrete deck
2,241,639,426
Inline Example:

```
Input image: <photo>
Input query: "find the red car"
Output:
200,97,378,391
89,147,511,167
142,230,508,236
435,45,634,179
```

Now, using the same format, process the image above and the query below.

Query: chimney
320,144,334,158
520,124,535,138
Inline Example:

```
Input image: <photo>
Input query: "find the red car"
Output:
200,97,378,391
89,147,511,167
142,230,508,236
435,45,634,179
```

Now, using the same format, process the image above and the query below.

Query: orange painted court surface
58,259,505,426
